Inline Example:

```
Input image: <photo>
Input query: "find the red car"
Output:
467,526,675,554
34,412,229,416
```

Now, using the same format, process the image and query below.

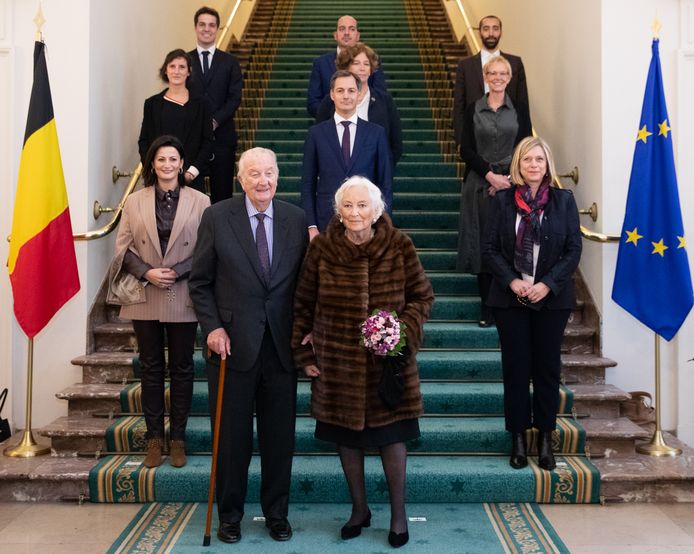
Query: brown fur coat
292,214,434,431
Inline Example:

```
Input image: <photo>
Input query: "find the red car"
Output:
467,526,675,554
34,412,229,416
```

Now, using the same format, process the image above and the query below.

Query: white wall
2,0,203,430
462,0,694,439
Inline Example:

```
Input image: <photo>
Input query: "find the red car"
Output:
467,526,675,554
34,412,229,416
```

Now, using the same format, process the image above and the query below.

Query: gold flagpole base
3,430,51,457
636,430,682,457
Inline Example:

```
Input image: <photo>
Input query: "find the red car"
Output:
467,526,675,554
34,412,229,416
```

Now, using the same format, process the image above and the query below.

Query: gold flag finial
652,17,661,39
34,4,46,41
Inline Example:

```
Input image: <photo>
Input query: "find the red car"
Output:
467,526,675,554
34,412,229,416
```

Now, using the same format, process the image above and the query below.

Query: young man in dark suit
452,15,529,147
302,70,392,239
189,148,308,544
306,15,386,118
188,6,243,203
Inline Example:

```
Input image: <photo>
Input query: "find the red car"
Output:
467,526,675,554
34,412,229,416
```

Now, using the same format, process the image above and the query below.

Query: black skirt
315,418,420,448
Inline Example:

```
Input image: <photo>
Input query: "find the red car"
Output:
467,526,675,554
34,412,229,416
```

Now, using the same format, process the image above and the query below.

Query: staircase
3,0,693,504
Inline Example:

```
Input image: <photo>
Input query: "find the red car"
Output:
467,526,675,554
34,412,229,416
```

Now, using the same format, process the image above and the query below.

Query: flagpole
635,333,682,456
4,338,51,457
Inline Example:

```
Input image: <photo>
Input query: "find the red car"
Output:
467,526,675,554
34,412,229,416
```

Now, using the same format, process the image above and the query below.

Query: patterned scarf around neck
513,178,550,276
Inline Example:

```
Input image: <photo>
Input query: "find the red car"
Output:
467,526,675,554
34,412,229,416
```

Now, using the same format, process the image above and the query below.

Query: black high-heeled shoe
538,431,556,471
388,529,409,548
340,509,371,540
509,432,528,469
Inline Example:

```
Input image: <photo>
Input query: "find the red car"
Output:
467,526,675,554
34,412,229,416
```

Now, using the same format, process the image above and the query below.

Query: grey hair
237,147,278,178
333,176,386,219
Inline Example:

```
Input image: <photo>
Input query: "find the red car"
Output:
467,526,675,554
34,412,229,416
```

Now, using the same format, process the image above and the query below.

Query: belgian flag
7,41,80,338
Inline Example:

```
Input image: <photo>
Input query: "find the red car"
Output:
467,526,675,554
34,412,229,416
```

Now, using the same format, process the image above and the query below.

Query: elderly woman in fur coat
292,176,434,549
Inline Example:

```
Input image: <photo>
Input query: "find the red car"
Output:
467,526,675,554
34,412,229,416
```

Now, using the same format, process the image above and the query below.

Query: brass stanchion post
4,338,51,457
635,333,682,456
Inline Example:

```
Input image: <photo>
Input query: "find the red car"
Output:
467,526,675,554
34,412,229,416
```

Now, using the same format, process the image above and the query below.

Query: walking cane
203,353,226,546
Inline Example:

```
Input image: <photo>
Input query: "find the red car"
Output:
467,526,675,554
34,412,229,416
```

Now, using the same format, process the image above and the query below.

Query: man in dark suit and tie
453,15,529,146
302,70,392,240
188,6,243,203
189,147,308,544
306,14,386,118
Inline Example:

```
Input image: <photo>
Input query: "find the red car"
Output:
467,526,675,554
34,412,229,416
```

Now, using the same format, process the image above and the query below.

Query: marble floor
0,502,693,553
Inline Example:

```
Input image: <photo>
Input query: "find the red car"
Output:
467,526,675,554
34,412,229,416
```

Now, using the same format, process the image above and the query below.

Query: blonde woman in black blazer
482,136,581,471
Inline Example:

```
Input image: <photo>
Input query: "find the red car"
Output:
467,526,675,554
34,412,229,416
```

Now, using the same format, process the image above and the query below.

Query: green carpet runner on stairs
90,0,600,504
108,502,571,553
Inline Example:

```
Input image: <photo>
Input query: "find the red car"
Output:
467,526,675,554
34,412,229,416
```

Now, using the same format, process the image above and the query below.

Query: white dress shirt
356,89,371,121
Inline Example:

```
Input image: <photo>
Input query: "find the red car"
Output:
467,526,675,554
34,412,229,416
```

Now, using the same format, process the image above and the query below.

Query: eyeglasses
485,71,510,77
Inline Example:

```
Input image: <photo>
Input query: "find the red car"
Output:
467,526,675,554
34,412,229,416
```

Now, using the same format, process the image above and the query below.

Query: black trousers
131,320,197,440
492,307,571,433
207,327,297,524
207,141,237,204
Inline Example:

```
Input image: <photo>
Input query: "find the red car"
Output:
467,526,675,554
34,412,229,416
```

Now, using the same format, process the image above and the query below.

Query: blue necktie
340,121,351,165
202,50,210,74
255,213,270,283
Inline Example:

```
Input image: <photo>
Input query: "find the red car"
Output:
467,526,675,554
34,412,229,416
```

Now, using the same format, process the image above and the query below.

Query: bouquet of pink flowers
360,309,407,357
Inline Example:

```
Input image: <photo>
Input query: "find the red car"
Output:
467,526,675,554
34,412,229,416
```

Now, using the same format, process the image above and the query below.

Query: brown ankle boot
169,439,187,468
143,438,164,468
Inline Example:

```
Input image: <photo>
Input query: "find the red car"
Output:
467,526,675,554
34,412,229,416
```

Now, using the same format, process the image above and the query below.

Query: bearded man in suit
189,147,308,544
452,15,529,147
188,6,243,203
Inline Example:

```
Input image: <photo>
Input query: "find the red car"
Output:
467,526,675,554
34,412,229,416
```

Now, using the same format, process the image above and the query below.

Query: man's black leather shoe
217,521,241,543
266,518,293,541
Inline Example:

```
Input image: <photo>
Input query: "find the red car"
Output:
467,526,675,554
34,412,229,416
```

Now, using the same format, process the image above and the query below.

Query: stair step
93,322,137,352
71,352,134,383
570,384,630,419
88,454,598,504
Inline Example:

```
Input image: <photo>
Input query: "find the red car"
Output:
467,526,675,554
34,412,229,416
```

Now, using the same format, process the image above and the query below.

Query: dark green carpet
91,0,600,505
108,502,570,553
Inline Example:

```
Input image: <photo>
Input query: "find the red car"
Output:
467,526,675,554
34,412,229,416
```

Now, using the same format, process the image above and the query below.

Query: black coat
187,49,243,146
482,187,582,309
138,90,214,175
188,196,308,373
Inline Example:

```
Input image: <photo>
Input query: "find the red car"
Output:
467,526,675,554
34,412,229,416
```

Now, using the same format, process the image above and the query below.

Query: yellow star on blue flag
612,39,693,341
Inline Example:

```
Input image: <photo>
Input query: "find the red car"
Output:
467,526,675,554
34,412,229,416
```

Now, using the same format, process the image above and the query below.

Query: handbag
622,391,656,435
0,388,11,442
378,346,409,409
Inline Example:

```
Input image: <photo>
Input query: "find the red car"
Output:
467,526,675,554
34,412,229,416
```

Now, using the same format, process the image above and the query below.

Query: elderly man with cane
189,147,308,545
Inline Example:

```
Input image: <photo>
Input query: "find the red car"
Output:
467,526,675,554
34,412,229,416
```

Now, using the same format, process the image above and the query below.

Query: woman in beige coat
109,135,210,468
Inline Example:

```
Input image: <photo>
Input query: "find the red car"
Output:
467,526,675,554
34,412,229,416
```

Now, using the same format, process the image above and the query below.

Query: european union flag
612,39,693,341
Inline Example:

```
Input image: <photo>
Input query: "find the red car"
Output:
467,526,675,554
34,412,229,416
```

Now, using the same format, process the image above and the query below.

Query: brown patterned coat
292,214,434,431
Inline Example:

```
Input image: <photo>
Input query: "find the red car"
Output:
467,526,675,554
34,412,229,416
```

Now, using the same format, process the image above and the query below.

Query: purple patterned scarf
514,179,550,276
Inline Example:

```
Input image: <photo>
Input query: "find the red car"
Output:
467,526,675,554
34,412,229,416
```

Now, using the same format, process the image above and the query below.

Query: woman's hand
526,282,550,304
144,268,176,288
303,364,320,378
510,278,531,297
485,172,511,193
